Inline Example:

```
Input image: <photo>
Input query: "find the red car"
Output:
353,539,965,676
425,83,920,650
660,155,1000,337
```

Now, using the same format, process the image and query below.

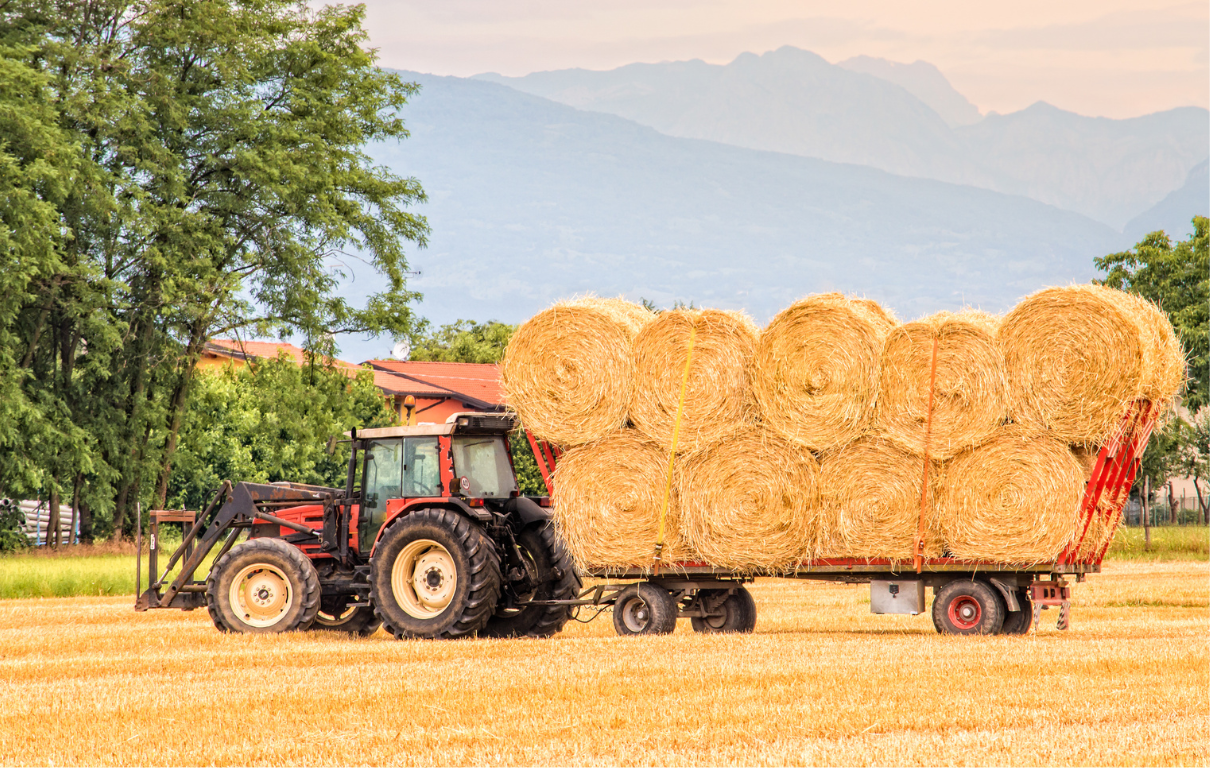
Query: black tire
690,587,757,633
311,595,382,636
481,523,582,639
612,583,678,636
931,580,1005,636
999,589,1034,635
206,538,321,634
370,508,501,640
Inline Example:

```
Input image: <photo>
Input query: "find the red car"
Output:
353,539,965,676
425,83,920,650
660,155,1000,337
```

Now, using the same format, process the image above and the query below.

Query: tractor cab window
361,439,403,549
404,438,441,497
451,436,517,498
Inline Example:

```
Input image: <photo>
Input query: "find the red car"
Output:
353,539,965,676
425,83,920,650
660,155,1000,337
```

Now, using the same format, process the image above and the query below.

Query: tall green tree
407,319,515,364
0,0,429,540
1095,217,1209,411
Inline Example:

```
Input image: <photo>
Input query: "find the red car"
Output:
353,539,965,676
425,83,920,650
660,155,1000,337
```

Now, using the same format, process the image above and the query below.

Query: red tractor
136,413,581,639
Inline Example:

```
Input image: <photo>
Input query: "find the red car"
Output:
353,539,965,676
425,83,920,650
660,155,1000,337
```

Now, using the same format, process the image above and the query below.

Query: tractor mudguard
502,496,551,526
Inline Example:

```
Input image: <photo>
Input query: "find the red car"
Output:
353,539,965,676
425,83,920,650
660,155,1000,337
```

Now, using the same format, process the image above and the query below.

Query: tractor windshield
451,436,517,498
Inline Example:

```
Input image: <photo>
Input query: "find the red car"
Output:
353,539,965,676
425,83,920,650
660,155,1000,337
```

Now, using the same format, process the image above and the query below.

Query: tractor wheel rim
392,539,457,619
317,604,361,625
230,564,293,628
948,595,982,630
621,597,652,632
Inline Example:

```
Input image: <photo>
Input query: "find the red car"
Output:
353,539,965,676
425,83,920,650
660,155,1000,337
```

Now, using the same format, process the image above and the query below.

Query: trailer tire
312,599,382,636
931,580,1004,636
999,589,1033,635
481,523,582,638
612,583,678,636
691,587,757,633
206,538,321,634
370,508,501,640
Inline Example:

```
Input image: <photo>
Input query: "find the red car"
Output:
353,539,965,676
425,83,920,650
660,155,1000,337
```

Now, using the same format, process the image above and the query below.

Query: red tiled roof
365,360,506,407
204,339,361,372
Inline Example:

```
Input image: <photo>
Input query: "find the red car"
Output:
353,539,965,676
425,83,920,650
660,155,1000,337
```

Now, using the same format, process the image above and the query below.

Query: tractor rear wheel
206,538,321,634
690,587,756,633
370,508,501,640
481,523,582,639
311,596,382,636
612,583,678,636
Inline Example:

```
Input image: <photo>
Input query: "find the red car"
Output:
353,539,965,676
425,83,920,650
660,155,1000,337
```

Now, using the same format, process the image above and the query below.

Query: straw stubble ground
0,561,1205,766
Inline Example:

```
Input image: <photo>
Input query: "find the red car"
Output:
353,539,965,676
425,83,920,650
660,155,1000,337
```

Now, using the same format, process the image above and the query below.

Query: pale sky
357,0,1209,119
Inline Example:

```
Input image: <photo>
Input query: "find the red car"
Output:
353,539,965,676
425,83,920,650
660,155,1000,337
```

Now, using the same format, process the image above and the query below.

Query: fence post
1142,476,1151,551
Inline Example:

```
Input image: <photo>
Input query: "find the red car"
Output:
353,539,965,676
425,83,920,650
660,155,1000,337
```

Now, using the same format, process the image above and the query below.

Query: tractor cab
353,412,527,556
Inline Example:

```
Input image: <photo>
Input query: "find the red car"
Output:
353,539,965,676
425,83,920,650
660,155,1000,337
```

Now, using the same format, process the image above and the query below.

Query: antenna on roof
391,340,411,361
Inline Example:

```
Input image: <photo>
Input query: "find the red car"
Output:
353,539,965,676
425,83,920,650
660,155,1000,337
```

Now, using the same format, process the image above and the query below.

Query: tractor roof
351,412,517,440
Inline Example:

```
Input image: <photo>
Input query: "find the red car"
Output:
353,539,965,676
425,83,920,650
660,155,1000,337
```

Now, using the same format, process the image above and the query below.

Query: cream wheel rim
392,539,457,619
229,563,294,628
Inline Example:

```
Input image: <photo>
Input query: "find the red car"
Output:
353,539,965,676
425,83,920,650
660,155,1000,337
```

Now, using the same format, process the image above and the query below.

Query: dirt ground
0,560,1205,766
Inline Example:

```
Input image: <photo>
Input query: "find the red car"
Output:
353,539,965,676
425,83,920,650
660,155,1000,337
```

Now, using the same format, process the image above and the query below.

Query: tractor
136,412,581,639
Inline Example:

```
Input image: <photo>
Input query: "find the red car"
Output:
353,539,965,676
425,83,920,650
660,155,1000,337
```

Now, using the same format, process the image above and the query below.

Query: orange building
199,340,506,423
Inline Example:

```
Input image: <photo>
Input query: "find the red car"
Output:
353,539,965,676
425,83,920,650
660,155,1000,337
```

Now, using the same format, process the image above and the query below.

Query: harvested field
0,560,1205,766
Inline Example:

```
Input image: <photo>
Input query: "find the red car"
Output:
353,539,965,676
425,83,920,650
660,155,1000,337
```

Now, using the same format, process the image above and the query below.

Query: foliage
0,505,29,553
0,0,427,539
407,319,515,364
1095,216,1209,410
167,356,396,510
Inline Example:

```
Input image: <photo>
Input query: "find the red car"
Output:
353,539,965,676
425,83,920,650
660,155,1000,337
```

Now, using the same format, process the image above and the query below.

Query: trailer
525,400,1157,636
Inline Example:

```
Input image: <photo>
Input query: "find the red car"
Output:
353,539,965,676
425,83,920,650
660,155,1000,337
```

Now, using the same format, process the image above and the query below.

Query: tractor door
359,437,443,555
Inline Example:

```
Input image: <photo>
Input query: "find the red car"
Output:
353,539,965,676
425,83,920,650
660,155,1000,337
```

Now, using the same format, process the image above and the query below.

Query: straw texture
998,285,1149,445
754,294,896,451
629,309,760,452
550,429,687,570
876,310,1006,459
676,426,820,571
501,297,654,446
1117,292,1186,404
816,437,943,561
936,427,1086,562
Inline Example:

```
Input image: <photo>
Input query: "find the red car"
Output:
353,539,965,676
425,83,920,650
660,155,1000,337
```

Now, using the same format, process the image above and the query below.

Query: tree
1095,217,1209,411
167,355,396,510
0,0,428,540
407,320,515,364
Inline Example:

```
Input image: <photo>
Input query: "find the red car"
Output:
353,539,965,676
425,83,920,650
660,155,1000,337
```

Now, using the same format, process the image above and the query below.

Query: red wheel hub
948,595,982,630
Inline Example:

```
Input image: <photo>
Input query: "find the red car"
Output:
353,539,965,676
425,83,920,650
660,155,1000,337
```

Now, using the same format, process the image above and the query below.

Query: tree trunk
78,500,93,544
154,317,211,507
48,484,61,549
1142,476,1151,551
1195,477,1209,525
70,473,82,545
1168,481,1177,524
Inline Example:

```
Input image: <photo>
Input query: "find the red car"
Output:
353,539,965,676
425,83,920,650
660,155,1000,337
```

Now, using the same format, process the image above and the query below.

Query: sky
357,0,1209,119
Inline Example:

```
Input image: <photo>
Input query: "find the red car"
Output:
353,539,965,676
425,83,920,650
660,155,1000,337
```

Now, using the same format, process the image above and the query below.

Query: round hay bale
876,310,1006,459
1117,292,1186,404
999,284,1155,445
629,309,759,452
816,437,943,561
936,428,1085,562
754,293,896,451
676,426,820,571
550,429,686,570
502,297,654,446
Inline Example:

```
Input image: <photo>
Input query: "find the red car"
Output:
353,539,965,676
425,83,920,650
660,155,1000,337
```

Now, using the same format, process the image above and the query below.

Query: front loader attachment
135,481,345,611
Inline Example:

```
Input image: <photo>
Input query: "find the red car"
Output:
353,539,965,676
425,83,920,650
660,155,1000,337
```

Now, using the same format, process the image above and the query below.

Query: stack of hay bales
503,285,1185,572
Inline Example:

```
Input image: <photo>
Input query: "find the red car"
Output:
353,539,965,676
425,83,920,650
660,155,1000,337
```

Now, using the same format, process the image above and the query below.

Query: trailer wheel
206,538,321,634
999,589,1033,635
691,587,757,633
612,583,678,636
481,523,582,638
311,597,382,636
932,580,1004,635
370,508,501,640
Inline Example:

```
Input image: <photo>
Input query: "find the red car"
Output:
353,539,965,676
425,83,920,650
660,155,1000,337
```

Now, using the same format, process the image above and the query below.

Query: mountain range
476,47,1208,228
329,54,1206,361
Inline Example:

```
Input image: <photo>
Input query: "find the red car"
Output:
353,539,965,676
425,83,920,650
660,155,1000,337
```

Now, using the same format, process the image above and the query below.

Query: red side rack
525,431,562,496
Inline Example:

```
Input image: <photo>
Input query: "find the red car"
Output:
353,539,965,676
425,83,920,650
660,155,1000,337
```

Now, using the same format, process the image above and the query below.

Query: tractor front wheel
311,596,382,636
370,508,501,640
206,538,321,634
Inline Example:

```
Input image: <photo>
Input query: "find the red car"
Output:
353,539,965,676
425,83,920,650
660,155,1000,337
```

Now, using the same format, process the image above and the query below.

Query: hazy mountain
1124,160,1209,243
337,73,1123,361
475,47,1209,228
838,56,981,127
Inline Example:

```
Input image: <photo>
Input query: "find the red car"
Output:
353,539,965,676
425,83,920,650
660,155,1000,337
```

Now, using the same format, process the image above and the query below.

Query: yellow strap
654,323,696,572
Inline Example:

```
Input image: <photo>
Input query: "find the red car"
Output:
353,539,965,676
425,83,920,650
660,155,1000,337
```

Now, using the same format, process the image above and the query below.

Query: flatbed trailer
527,400,1157,637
